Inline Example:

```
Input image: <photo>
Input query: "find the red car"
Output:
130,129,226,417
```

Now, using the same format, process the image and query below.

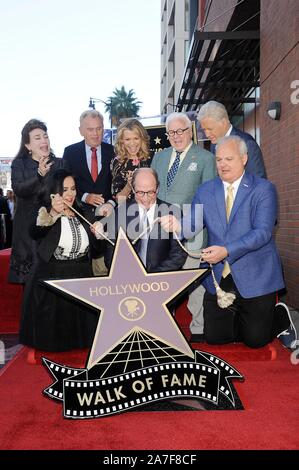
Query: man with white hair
197,100,266,178
161,135,293,348
63,109,115,275
151,112,216,342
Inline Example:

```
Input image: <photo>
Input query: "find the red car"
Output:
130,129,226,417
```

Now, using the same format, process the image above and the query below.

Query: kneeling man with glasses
99,167,187,273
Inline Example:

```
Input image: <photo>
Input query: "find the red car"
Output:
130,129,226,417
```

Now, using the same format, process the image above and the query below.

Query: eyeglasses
166,127,189,137
135,190,157,197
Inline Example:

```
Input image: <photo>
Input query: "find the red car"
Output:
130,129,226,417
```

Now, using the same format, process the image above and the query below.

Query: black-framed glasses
166,127,189,137
134,190,157,197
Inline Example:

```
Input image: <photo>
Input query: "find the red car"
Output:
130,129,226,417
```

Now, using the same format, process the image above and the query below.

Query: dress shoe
190,333,205,343
276,302,298,349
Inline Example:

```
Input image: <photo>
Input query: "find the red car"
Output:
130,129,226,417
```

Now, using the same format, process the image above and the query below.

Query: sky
0,0,161,159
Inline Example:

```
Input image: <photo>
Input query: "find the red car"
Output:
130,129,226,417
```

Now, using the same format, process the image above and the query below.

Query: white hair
197,101,229,122
216,135,248,156
79,109,104,124
165,112,192,130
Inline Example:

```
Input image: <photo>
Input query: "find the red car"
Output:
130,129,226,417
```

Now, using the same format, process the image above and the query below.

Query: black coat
0,196,11,249
29,207,97,262
20,207,98,352
9,154,64,283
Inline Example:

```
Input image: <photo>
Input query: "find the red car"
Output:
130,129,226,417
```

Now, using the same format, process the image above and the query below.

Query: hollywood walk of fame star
45,228,207,370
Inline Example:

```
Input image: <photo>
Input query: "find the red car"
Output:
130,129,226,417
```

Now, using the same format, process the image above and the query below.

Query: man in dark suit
0,188,12,249
102,168,187,273
161,136,291,348
197,100,266,178
63,109,115,274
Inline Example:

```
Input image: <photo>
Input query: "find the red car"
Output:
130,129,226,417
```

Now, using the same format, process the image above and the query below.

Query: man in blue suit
161,135,289,348
197,100,266,178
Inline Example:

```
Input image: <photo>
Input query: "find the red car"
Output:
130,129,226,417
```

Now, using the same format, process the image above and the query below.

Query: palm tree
104,86,142,127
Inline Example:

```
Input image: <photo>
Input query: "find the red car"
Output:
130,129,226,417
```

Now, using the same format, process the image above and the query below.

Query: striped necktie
167,151,182,188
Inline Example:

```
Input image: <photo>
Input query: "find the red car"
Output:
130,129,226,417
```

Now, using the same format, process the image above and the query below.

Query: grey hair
166,112,192,131
216,135,248,156
197,101,229,122
79,109,104,124
131,167,159,190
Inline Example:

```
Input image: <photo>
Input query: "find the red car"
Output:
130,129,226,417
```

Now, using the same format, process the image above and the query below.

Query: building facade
160,0,198,114
160,0,299,308
259,0,299,308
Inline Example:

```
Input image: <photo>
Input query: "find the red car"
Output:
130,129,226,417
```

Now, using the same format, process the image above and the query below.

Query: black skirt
19,255,98,352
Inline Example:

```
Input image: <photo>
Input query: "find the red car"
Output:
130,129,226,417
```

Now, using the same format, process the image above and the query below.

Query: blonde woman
111,118,150,201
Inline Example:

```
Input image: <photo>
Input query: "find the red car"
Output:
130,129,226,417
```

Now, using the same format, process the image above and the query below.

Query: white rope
173,230,235,308
50,194,114,246
49,201,236,309
132,217,236,309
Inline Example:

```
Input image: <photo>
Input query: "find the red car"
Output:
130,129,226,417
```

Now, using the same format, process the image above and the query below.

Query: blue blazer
188,173,284,298
211,127,266,178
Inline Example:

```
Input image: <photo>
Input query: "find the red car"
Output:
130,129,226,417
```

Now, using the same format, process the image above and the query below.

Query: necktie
138,210,149,266
222,184,234,278
91,147,98,182
167,151,182,188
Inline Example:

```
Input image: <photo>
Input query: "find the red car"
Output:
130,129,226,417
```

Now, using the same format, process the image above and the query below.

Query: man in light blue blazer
198,100,266,178
161,135,288,348
151,112,216,341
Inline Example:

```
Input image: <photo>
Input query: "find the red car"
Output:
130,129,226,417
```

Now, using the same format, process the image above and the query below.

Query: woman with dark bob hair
9,118,64,283
19,168,98,352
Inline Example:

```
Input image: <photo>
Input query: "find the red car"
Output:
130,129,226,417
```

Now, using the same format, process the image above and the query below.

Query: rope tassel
173,231,236,309
210,267,236,308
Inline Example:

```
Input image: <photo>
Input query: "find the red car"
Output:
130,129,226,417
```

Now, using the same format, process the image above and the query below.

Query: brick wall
260,0,299,308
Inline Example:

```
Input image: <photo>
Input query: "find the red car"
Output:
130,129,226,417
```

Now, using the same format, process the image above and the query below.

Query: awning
177,30,260,117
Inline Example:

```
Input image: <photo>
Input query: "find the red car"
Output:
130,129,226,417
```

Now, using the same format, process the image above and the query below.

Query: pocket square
187,162,198,171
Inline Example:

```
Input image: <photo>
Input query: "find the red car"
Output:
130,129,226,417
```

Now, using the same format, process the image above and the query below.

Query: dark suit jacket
0,196,12,248
62,140,115,203
104,198,187,272
211,127,266,178
9,155,64,282
0,196,10,215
